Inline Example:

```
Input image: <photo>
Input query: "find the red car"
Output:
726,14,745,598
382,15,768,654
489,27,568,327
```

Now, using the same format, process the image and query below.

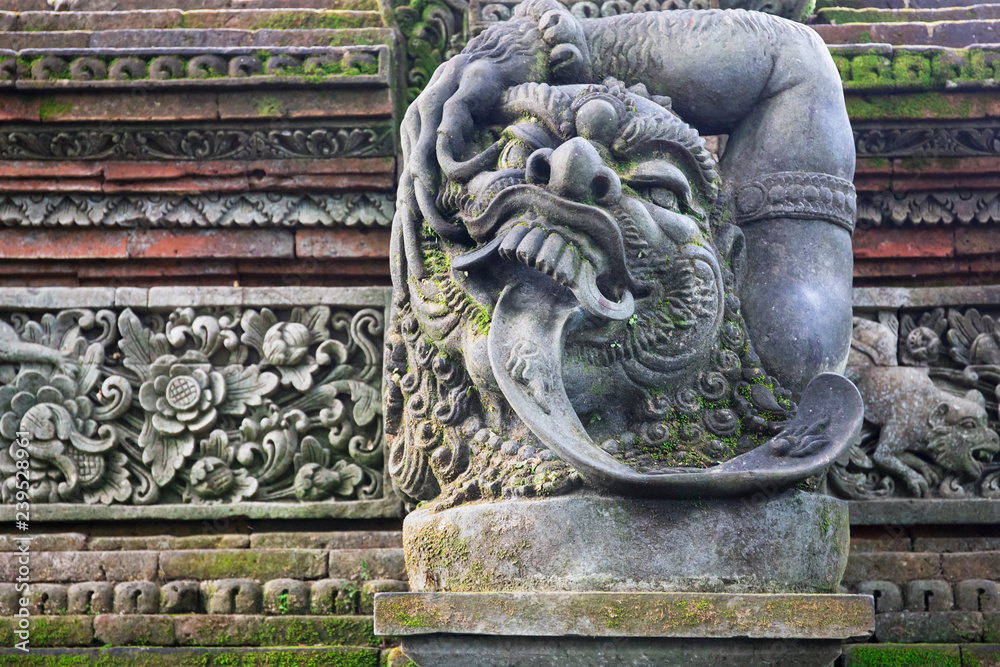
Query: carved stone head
385,2,862,509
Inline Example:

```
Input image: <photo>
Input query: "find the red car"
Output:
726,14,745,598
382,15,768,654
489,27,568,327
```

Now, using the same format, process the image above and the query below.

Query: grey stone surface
854,581,903,614
93,614,175,646
403,492,848,594
201,579,262,615
262,578,310,615
67,582,113,614
400,636,843,667
376,591,873,640
956,579,1000,612
24,584,68,615
848,500,1000,525
113,581,159,614
160,581,201,614
310,578,355,615
875,611,983,643
904,580,955,612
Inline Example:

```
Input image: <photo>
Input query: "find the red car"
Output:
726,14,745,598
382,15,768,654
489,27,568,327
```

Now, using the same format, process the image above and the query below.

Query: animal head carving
927,391,1000,479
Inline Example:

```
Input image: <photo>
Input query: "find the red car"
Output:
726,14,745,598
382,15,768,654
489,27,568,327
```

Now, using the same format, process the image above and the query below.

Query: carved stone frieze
390,0,469,103
0,192,393,229
856,190,1000,229
831,45,1000,94
855,123,1000,158
0,121,395,161
830,306,1000,500
0,289,393,520
468,0,812,36
0,46,389,89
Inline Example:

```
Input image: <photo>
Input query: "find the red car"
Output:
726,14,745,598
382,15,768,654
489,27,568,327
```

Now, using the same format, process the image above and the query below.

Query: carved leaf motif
344,380,380,426
219,365,279,415
118,309,169,382
138,420,195,487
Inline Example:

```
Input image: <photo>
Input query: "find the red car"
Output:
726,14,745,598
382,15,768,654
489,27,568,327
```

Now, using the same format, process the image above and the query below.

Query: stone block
250,531,402,550
201,579,262,614
840,643,962,666
0,583,17,615
853,227,955,259
875,611,982,643
842,552,942,586
329,549,406,581
850,538,911,554
159,581,201,614
965,644,1000,667
67,582,113,614
127,229,295,259
100,551,160,582
160,549,326,581
854,581,903,614
382,646,418,667
25,584,68,615
943,552,1000,581
114,582,160,614
0,230,129,259
311,578,355,615
0,615,94,647
172,534,250,550
259,616,378,647
0,534,86,552
174,614,264,647
956,579,1000,612
913,537,1000,552
904,580,954,612
360,579,408,615
296,228,391,259
263,579,310,615
94,614,175,646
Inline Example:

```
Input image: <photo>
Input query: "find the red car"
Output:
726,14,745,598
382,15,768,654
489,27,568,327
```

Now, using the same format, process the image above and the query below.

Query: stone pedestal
377,492,874,665
402,491,850,594
375,591,875,667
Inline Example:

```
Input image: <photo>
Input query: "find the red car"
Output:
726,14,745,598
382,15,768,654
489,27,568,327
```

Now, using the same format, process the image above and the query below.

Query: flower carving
241,307,335,392
184,430,258,504
139,353,226,444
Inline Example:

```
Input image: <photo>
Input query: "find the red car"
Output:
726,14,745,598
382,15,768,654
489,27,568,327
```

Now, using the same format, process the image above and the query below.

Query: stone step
816,0,1000,11
0,26,390,49
0,8,381,32
812,18,1000,45
816,3,1000,23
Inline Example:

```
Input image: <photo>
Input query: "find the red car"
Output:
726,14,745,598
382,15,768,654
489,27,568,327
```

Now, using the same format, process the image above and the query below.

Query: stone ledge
374,592,875,641
848,499,1000,525
0,647,383,667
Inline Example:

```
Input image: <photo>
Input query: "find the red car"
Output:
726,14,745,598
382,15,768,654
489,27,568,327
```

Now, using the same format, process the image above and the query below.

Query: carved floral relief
0,305,385,508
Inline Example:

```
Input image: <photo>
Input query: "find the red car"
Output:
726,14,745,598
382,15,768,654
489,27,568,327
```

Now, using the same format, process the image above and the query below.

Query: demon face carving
385,79,860,508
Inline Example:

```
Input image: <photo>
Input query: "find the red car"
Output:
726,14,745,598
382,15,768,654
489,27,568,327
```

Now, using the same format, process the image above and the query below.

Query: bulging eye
963,418,978,429
636,186,679,211
499,140,532,170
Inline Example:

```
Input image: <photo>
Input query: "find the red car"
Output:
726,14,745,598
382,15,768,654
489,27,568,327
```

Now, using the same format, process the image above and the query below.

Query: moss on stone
38,98,73,121
842,644,962,667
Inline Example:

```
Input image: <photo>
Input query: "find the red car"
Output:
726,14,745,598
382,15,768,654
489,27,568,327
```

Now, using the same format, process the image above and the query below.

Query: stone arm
582,11,856,392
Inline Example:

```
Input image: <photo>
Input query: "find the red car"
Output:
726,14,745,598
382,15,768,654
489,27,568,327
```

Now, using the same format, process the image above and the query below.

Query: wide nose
525,137,621,205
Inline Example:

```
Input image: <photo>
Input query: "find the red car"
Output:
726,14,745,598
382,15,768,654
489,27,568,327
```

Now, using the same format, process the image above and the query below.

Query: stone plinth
403,491,849,594
375,591,875,667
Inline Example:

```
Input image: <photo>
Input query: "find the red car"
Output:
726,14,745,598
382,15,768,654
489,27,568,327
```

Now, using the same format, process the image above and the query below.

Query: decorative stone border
0,46,390,89
855,122,1000,158
857,190,1000,229
0,120,395,161
0,192,394,229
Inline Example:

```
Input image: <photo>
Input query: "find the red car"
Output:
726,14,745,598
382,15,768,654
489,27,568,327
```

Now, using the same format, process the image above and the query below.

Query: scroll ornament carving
0,193,393,229
830,308,1000,499
0,306,385,506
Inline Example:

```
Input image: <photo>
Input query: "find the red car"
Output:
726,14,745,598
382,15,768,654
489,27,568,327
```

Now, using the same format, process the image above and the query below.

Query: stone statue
385,0,863,507
377,4,875,663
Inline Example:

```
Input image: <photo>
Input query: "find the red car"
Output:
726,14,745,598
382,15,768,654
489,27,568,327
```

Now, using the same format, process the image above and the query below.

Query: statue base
402,491,850,594
374,591,874,667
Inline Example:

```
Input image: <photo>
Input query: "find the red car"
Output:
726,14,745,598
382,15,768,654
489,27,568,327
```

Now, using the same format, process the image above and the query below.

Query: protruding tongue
487,281,865,496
